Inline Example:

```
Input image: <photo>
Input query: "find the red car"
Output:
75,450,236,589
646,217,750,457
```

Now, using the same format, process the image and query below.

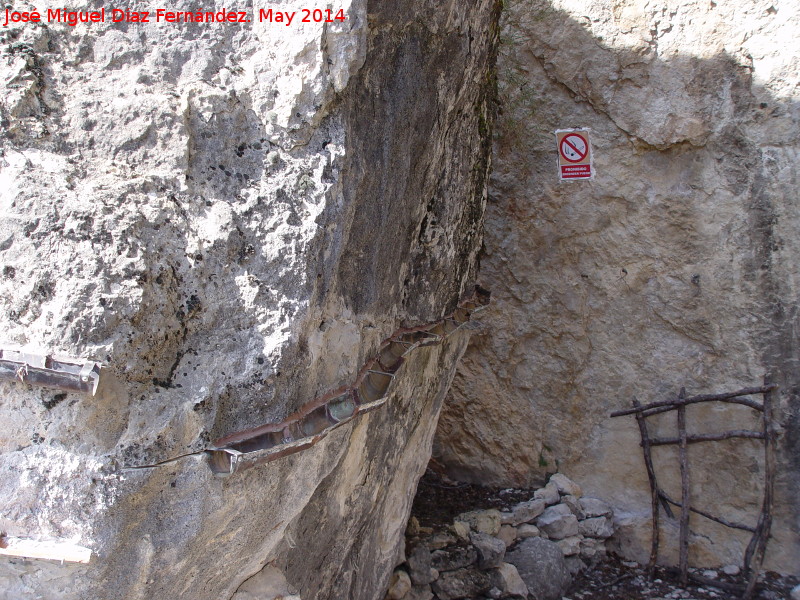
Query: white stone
564,556,587,576
536,504,580,540
722,565,740,576
428,532,457,550
578,517,614,539
506,499,546,526
452,521,471,542
561,495,585,520
579,537,606,561
577,498,613,519
517,524,541,539
549,474,582,498
457,510,502,537
471,532,507,570
497,525,518,548
533,482,561,506
386,570,412,600
556,535,583,557
490,563,529,598
407,517,421,537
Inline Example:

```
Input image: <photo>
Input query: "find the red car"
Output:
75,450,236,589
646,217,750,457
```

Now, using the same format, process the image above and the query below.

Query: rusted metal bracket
121,286,491,476
205,285,491,476
0,348,101,395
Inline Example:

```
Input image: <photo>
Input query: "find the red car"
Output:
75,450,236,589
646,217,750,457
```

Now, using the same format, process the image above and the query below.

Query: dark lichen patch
43,393,68,410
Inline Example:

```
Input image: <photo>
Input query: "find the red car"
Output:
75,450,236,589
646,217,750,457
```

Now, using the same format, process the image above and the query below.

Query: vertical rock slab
435,0,800,573
0,1,501,598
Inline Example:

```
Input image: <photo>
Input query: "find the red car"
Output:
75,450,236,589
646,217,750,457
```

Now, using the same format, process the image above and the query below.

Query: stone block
505,537,572,600
549,473,582,497
517,524,540,539
533,482,560,506
556,535,582,556
506,499,546,525
452,520,471,542
431,568,492,600
385,570,412,600
489,563,529,598
562,495,585,520
536,504,580,540
407,544,435,586
470,531,506,569
578,497,613,519
578,516,614,539
497,524,517,548
457,509,502,536
431,546,478,572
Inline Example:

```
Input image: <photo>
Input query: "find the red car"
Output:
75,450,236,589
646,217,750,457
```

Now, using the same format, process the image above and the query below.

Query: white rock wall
0,1,500,598
435,0,800,574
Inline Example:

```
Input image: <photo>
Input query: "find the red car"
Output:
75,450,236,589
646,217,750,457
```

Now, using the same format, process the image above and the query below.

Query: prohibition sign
560,133,588,163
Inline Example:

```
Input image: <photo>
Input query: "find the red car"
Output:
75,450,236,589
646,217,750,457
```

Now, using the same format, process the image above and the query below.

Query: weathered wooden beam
743,382,777,600
649,430,764,446
658,491,756,532
0,536,92,564
677,388,690,587
610,385,776,418
633,397,661,576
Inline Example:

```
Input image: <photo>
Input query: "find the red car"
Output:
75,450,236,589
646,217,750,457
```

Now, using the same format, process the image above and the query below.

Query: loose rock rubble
391,472,615,600
400,471,799,600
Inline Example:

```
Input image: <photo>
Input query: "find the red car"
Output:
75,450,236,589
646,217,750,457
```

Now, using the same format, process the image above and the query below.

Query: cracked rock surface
0,1,500,598
435,0,800,574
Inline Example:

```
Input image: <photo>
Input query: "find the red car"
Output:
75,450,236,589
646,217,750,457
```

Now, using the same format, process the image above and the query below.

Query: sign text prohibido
555,128,594,181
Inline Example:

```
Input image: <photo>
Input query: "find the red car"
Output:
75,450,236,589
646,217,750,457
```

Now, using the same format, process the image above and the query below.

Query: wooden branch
658,491,756,532
614,380,779,600
677,388,690,587
649,430,764,446
609,385,776,418
633,397,661,575
743,382,777,600
687,572,747,594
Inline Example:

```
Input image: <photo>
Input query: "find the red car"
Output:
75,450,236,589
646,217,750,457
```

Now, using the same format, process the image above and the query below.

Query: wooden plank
658,491,756,532
743,382,777,600
0,537,92,564
610,385,776,418
649,430,764,446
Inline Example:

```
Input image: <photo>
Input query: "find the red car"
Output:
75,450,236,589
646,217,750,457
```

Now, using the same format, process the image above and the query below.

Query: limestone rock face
0,1,500,599
434,0,800,573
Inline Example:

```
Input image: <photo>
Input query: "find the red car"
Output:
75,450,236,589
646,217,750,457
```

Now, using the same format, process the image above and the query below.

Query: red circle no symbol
560,133,588,163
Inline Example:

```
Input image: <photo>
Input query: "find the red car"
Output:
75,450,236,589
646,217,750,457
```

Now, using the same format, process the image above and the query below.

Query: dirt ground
410,471,798,600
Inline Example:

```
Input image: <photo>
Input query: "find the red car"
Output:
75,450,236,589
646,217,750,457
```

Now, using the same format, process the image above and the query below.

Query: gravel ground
411,470,799,600
567,554,798,600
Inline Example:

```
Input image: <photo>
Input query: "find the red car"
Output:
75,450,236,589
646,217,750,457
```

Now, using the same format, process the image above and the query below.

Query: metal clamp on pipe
0,348,102,395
